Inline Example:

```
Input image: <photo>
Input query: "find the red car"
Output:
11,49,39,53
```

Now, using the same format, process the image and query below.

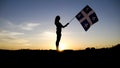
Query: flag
75,5,98,31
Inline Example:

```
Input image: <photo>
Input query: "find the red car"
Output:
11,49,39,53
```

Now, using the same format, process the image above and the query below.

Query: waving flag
75,5,98,31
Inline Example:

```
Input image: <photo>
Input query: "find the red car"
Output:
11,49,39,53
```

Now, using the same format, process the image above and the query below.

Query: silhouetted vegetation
0,44,120,67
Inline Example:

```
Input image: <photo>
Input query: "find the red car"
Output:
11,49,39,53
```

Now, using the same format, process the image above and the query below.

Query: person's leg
56,34,61,50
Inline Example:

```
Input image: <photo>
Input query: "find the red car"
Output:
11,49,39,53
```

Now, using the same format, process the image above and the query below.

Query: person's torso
55,22,63,33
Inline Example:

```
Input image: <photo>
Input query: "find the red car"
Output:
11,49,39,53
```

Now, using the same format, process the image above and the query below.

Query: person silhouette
55,15,69,51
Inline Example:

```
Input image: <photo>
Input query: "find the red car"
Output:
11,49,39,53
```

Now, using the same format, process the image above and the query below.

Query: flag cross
75,5,99,31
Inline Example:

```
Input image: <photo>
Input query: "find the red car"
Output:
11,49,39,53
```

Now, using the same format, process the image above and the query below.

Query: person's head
55,15,60,22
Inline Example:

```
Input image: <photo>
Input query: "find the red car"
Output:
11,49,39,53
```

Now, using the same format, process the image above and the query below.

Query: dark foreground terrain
0,44,120,67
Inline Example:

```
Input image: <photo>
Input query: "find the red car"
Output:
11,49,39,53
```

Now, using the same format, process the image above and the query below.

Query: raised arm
63,23,69,28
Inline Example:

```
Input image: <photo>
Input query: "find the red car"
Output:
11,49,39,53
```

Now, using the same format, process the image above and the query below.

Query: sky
0,0,120,50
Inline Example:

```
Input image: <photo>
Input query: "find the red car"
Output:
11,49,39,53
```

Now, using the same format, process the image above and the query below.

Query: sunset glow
58,43,66,51
0,0,120,50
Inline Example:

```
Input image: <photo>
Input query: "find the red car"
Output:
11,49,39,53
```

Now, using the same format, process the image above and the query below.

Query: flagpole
68,16,76,23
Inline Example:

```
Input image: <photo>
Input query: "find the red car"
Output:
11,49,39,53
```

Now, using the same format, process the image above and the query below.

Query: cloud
0,18,16,30
9,32,24,36
20,22,40,30
36,31,56,40
0,30,24,36
0,18,41,48
0,18,40,31
0,30,22,41
42,31,55,36
0,30,30,46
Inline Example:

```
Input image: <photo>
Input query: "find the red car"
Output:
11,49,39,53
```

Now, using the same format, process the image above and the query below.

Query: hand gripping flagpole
68,16,76,23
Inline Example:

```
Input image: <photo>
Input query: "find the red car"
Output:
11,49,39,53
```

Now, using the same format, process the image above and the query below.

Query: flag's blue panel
83,5,92,14
89,13,98,24
81,19,90,31
76,12,84,20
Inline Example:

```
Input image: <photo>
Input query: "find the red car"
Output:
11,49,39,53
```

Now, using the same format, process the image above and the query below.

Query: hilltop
0,44,120,67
